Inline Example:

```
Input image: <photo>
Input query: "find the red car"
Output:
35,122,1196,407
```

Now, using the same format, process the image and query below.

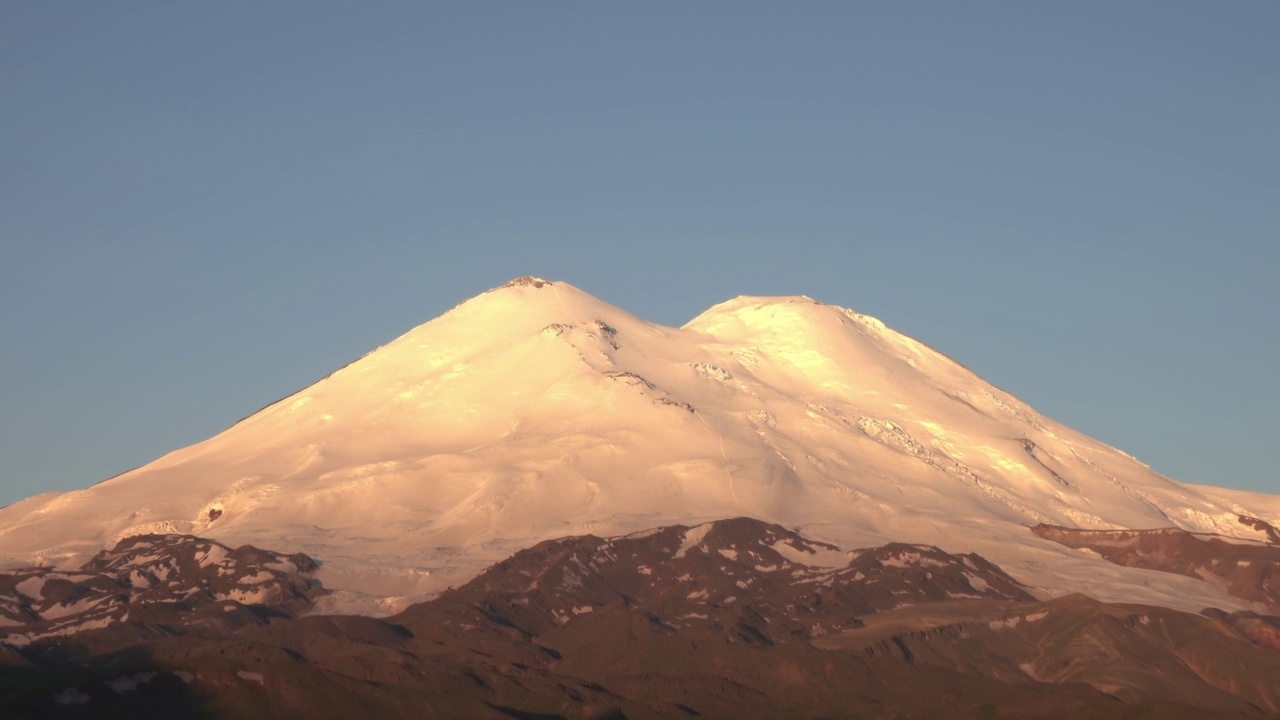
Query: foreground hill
4,519,1280,719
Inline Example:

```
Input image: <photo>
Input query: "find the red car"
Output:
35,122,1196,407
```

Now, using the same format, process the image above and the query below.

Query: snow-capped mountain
2,277,1276,614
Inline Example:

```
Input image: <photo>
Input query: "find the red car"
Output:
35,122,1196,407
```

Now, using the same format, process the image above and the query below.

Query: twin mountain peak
1,277,1277,619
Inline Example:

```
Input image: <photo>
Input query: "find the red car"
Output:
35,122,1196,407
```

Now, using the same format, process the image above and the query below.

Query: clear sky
1,2,1276,507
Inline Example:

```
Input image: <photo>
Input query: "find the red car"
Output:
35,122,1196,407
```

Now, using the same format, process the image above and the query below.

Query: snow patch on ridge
675,524,714,559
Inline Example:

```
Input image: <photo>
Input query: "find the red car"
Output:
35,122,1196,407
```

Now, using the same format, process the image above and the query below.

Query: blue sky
1,2,1276,507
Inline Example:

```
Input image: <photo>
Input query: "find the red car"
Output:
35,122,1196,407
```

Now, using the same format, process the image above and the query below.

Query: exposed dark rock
1239,515,1280,544
0,534,324,652
1031,523,1280,611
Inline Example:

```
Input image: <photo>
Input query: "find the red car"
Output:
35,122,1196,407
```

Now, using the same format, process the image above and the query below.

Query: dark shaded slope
4,519,1280,718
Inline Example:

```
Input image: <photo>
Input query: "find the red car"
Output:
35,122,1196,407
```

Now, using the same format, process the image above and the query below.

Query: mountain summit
2,278,1276,614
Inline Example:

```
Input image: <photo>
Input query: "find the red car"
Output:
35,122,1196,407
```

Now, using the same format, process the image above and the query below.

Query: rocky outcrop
410,517,1032,644
1031,524,1280,611
1238,514,1280,544
0,534,323,649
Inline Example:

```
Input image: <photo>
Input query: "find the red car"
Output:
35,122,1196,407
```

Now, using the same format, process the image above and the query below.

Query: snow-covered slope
1,277,1274,614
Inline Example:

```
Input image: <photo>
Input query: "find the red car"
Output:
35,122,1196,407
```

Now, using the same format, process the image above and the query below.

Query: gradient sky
1,2,1277,508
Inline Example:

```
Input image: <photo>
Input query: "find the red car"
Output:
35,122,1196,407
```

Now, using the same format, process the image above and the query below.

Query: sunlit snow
0,278,1275,616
